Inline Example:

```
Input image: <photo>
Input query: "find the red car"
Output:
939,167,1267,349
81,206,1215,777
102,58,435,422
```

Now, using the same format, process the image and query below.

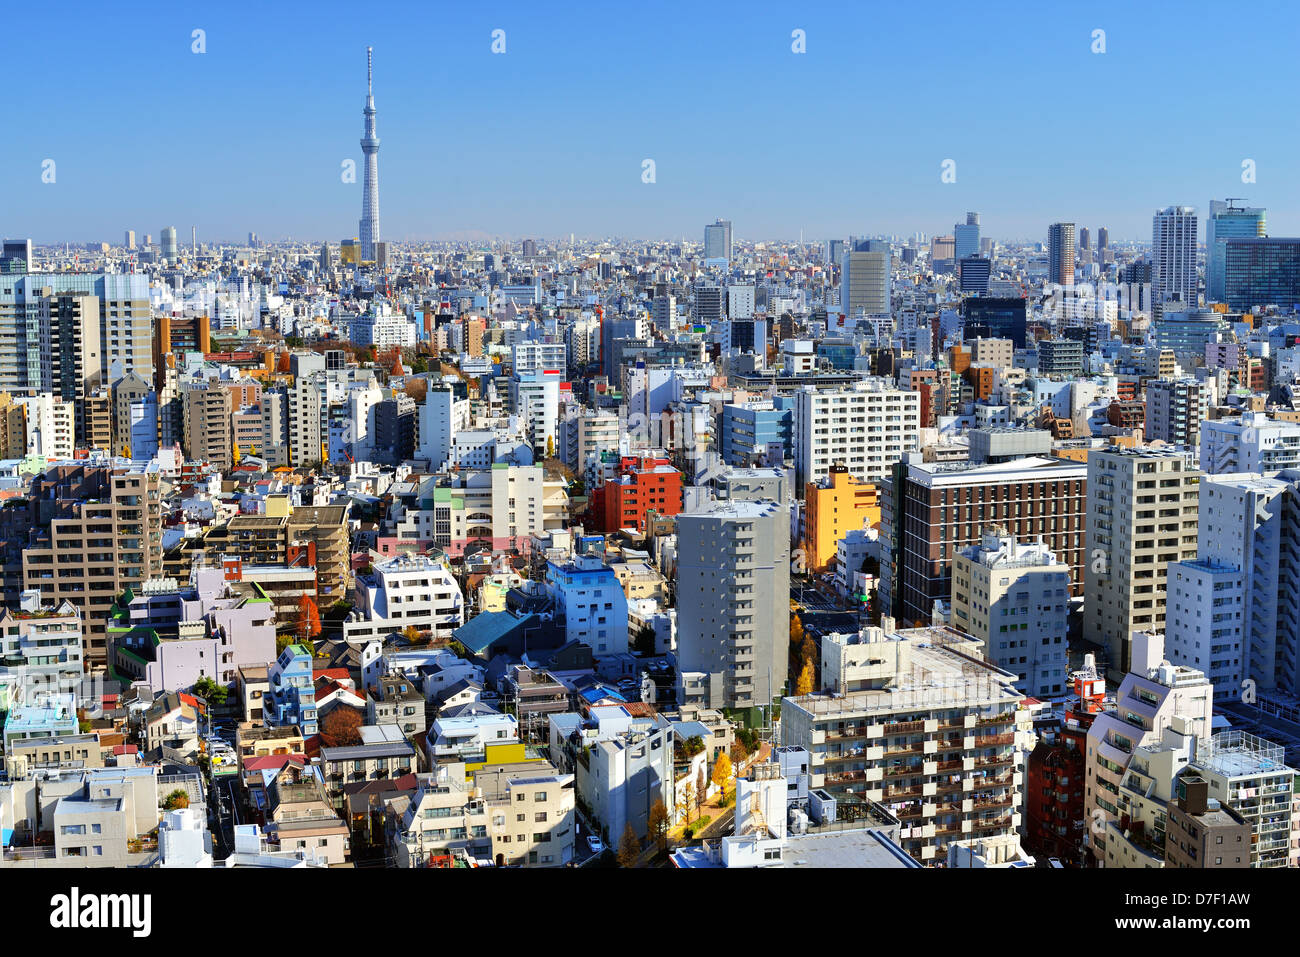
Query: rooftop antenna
367,46,374,99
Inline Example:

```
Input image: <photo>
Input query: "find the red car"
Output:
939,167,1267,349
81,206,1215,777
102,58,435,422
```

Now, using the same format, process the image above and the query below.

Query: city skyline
2,0,1298,244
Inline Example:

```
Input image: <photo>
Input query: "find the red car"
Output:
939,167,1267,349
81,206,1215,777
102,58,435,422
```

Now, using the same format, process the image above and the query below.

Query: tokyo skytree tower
359,46,380,263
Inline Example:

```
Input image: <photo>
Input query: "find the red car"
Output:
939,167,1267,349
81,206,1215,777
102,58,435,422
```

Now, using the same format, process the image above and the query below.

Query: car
1048,858,1064,869
586,835,604,855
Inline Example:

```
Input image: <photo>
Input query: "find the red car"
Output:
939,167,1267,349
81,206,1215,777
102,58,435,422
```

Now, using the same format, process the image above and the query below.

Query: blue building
719,399,793,467
267,644,317,736
1206,201,1266,304
545,556,629,656
1224,238,1300,311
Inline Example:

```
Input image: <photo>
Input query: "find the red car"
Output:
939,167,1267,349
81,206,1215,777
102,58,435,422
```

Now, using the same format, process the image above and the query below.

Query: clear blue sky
3,0,1297,245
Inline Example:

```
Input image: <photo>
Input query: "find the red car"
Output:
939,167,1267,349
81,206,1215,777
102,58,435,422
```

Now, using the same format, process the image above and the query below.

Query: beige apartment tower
1084,448,1199,678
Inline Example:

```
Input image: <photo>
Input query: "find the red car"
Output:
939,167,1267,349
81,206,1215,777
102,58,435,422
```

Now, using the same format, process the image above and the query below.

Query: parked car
586,835,604,855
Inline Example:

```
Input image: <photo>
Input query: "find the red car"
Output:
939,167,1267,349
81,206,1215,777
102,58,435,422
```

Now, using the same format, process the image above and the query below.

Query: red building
1024,663,1107,865
592,456,682,533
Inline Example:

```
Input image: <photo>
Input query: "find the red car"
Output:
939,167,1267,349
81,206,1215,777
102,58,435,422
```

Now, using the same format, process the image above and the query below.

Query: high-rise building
839,249,890,317
182,381,234,470
950,532,1070,697
1047,223,1075,287
957,256,990,295
1144,378,1209,449
803,464,881,573
954,212,980,261
124,230,136,251
160,226,178,261
16,462,164,667
1206,200,1266,303
1200,412,1300,475
879,454,1087,627
1223,237,1300,311
703,219,732,262
1,239,33,273
1151,206,1198,318
1079,226,1090,250
1084,632,1213,867
675,499,788,712
1084,448,1199,678
781,623,1024,864
1098,227,1109,251
962,297,1028,348
792,380,919,490
359,47,381,263
1189,731,1298,868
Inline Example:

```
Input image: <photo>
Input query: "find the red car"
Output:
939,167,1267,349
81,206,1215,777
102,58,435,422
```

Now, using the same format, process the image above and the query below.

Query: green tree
192,676,228,706
647,798,670,852
617,822,640,868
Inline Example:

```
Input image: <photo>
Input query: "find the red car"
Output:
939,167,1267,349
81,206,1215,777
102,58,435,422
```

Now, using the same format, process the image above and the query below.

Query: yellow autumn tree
711,751,732,794
796,658,815,695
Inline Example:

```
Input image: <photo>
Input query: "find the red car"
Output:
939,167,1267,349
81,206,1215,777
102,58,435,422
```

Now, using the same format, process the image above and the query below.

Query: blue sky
3,0,1297,244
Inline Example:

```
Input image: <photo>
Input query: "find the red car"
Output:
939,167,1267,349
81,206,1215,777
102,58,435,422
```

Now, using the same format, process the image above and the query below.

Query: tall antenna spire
367,46,373,97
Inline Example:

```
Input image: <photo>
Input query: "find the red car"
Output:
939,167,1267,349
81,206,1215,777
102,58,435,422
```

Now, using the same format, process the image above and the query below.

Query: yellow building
340,238,361,265
803,465,881,572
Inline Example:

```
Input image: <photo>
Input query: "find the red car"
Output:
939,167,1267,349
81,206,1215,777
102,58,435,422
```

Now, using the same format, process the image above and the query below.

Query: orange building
803,465,881,572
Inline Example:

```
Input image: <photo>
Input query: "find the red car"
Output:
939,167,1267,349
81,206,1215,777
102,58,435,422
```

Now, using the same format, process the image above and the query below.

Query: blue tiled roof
452,611,536,655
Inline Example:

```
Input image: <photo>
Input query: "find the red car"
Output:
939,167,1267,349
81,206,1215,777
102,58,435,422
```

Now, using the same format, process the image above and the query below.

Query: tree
546,435,556,459
647,798,670,852
730,740,749,765
297,594,321,642
617,822,640,868
680,781,695,824
790,613,804,646
712,752,732,796
231,442,241,466
192,676,228,706
695,766,707,814
800,634,816,667
319,707,364,746
163,789,190,810
796,658,815,696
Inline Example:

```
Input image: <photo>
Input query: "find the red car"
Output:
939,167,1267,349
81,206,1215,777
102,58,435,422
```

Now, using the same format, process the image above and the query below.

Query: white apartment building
1200,412,1300,475
792,380,920,489
1190,731,1299,868
560,407,620,481
783,625,1024,864
1084,632,1213,866
727,284,756,320
1170,471,1300,700
287,375,323,467
1165,560,1247,701
349,305,416,349
18,393,74,459
418,386,472,469
510,370,562,454
344,553,465,645
950,533,1070,698
511,340,567,376
385,467,568,559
